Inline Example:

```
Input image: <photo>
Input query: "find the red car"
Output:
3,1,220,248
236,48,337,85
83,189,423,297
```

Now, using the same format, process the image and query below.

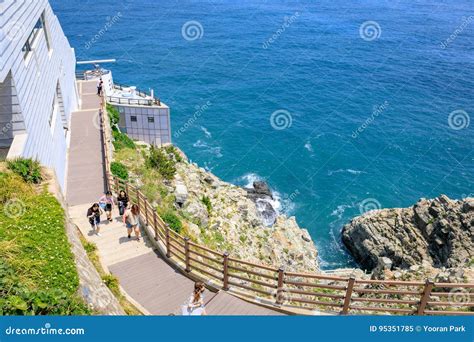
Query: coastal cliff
114,145,319,273
173,158,319,273
341,195,474,282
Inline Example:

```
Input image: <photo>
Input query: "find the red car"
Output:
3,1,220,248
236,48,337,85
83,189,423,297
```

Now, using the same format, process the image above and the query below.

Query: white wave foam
235,173,296,217
200,126,212,138
192,139,222,158
328,169,366,176
330,204,352,220
304,141,314,153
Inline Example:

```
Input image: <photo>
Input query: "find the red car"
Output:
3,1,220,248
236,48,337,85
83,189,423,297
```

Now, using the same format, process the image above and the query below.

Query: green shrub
6,158,43,184
161,211,182,234
201,196,212,214
112,130,136,151
111,161,129,180
107,104,120,126
83,241,97,254
164,145,183,163
146,146,176,180
102,274,120,294
0,260,90,315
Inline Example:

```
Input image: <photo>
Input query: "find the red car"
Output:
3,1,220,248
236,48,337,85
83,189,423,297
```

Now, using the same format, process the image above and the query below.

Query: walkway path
66,80,106,206
66,80,281,315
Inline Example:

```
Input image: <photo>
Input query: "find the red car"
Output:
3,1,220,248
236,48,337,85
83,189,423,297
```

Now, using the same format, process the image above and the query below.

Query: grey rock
342,196,474,271
174,183,188,205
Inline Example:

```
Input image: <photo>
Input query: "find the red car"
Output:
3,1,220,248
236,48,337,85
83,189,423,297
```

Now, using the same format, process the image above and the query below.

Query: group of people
86,190,141,241
87,190,208,316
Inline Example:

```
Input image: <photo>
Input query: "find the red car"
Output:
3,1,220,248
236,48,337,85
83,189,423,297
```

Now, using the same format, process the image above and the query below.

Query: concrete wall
116,104,171,145
0,0,78,191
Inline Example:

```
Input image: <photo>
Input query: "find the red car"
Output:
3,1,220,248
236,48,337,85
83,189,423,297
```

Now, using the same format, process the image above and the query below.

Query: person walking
97,78,103,96
182,282,207,316
123,204,141,241
87,203,103,236
99,191,114,222
117,190,129,216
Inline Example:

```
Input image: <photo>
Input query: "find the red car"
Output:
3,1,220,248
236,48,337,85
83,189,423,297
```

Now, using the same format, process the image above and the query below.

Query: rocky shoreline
172,154,319,273
341,195,474,282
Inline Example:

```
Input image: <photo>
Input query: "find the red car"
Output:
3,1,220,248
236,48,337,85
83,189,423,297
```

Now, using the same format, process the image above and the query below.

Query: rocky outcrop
175,162,319,273
341,195,474,274
245,181,278,226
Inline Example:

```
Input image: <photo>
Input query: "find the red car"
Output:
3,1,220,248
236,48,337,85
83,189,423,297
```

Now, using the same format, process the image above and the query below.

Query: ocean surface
52,0,474,269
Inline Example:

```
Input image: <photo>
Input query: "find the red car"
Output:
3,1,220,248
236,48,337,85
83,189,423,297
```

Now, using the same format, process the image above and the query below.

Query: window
49,95,58,134
22,12,50,59
41,13,51,51
148,117,154,123
130,116,137,122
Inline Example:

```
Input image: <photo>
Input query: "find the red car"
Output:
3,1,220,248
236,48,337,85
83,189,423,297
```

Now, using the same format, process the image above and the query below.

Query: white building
0,0,79,191
107,83,171,146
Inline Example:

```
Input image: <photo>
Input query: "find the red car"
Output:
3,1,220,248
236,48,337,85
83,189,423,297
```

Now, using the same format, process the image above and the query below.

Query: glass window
148,117,154,123
131,116,137,122
22,12,48,59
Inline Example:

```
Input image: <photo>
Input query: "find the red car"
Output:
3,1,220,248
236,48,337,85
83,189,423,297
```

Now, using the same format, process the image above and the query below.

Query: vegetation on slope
0,166,90,315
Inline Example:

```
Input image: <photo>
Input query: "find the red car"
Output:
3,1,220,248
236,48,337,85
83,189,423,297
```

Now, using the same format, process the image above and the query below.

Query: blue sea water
52,0,474,269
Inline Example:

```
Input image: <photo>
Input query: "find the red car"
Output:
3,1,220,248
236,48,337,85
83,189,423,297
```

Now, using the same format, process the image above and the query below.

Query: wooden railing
99,101,474,316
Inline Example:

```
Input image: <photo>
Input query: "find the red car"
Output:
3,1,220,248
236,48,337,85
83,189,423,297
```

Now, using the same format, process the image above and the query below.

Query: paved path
66,80,106,206
67,80,282,316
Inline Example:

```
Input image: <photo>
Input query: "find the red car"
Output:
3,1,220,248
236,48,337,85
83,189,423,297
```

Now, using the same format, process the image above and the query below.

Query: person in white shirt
182,282,207,315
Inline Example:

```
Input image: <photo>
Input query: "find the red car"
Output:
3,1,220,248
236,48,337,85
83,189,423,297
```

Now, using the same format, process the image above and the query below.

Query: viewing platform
107,83,167,108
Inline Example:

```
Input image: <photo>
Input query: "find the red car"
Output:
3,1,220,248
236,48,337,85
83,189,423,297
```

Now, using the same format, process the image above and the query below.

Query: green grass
112,130,136,151
201,195,212,214
161,211,183,234
0,171,90,315
107,104,120,126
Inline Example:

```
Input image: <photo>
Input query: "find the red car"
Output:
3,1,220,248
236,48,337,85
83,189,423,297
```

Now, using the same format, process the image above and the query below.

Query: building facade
107,84,171,146
0,0,78,191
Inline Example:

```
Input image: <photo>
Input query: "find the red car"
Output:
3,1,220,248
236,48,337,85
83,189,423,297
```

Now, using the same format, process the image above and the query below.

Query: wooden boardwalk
67,80,282,316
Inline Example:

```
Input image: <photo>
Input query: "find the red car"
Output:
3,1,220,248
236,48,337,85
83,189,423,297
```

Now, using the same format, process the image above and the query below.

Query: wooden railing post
153,211,158,241
341,276,356,315
223,252,230,291
137,190,141,210
144,200,149,227
417,279,434,315
165,224,171,258
184,237,191,272
276,266,285,305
